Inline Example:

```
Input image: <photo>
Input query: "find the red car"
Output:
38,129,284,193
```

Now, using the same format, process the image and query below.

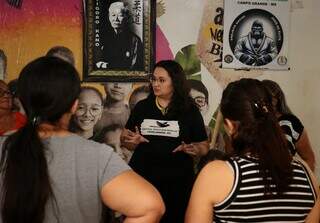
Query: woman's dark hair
150,60,193,116
261,79,292,115
0,56,80,223
220,78,292,195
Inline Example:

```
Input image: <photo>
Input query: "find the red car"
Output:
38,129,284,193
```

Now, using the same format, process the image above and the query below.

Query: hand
121,126,149,146
172,141,199,157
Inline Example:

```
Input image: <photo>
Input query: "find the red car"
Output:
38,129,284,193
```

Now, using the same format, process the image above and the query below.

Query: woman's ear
70,99,79,114
224,118,236,136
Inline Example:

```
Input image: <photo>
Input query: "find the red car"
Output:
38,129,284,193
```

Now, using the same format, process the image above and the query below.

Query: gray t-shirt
0,134,130,223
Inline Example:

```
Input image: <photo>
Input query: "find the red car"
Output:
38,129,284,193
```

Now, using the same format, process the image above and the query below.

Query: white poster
222,0,290,70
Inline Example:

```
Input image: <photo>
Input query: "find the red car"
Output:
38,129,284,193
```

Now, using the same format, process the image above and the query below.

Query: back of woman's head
261,79,292,114
221,78,292,194
152,60,192,114
18,56,80,123
1,56,80,223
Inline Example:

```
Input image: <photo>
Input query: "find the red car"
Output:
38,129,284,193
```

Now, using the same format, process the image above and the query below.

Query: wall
1,0,319,178
158,0,320,179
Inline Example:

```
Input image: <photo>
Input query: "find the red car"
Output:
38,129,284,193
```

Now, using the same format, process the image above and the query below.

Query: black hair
0,56,80,223
220,78,292,195
150,60,194,117
7,79,18,97
262,79,292,115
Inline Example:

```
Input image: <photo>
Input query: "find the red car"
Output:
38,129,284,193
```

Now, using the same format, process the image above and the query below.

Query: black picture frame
83,0,155,82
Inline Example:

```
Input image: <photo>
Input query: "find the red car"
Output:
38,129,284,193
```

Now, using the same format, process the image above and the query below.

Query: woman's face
0,81,12,112
151,67,174,99
75,90,103,131
104,82,132,102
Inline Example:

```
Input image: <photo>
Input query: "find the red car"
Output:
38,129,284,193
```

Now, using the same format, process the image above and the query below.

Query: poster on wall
83,0,156,82
222,0,290,70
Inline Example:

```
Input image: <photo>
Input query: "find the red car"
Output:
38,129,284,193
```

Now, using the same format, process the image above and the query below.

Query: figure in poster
46,46,75,66
100,1,143,70
128,85,150,111
0,49,7,80
234,20,278,66
70,87,103,140
95,82,132,131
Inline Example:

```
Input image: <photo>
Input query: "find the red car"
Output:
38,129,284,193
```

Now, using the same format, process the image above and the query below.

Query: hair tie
30,116,41,127
253,101,269,114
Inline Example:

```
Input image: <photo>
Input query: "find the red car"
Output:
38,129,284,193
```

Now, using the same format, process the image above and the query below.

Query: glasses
150,77,168,85
193,96,207,107
0,89,11,98
76,104,102,116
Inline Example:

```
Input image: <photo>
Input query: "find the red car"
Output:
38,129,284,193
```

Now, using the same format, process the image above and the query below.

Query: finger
140,136,149,143
185,150,197,156
135,126,140,134
172,145,183,153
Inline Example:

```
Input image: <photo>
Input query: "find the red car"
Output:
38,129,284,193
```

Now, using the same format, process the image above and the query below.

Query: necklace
155,97,168,115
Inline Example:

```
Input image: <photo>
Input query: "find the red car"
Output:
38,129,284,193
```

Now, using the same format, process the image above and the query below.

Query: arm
185,161,234,223
120,127,149,151
101,170,165,223
295,129,316,172
297,158,320,222
173,140,209,157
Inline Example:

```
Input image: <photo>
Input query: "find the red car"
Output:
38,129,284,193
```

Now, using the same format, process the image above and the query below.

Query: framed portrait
83,0,156,82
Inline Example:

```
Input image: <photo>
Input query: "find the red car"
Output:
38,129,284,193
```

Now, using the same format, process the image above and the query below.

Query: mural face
75,89,103,132
104,82,132,102
190,88,208,116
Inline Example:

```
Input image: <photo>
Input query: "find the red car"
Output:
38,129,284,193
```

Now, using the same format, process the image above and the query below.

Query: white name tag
141,119,180,138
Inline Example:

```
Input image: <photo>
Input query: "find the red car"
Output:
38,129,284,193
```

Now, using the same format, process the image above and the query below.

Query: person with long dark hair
262,79,315,171
0,57,165,223
185,78,319,223
121,60,209,223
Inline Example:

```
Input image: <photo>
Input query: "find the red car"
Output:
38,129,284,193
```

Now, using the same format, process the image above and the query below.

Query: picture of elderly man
101,1,143,70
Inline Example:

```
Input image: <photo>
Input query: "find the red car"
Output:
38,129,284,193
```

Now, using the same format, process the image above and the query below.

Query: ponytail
1,121,55,223
0,56,80,223
221,79,293,195
253,111,292,194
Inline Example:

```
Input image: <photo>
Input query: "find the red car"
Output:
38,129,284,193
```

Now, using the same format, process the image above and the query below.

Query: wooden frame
83,0,155,82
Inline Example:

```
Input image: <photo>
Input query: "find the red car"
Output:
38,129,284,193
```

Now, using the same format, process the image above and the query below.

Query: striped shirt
278,114,304,155
214,156,316,223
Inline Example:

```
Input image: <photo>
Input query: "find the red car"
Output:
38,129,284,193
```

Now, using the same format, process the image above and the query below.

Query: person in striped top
185,78,319,223
262,79,315,171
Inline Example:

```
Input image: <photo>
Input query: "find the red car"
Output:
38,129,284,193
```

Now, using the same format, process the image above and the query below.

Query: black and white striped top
278,114,304,155
214,156,316,223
